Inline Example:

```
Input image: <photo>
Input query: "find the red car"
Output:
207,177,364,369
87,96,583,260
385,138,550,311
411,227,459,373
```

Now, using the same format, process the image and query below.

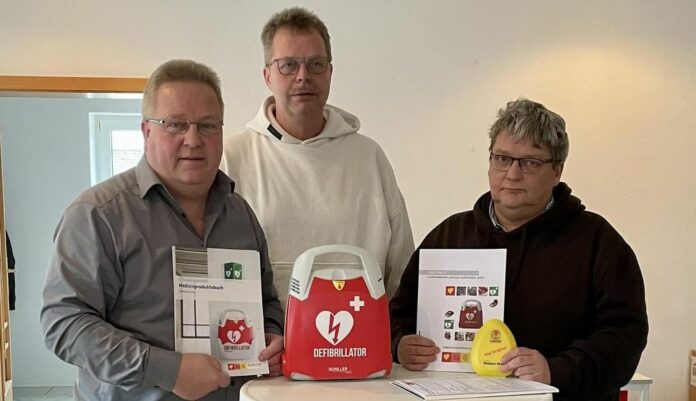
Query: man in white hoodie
221,7,414,309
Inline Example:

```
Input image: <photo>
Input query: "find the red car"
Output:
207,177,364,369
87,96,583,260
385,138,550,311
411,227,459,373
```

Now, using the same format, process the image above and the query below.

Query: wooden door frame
0,76,145,400
0,76,146,93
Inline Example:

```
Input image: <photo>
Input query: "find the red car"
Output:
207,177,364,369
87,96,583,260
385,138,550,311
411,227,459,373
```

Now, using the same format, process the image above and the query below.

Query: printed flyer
172,246,268,377
392,376,557,400
417,249,507,372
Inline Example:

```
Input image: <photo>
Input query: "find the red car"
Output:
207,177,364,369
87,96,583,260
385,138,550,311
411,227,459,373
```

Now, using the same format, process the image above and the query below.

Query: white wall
1,0,695,399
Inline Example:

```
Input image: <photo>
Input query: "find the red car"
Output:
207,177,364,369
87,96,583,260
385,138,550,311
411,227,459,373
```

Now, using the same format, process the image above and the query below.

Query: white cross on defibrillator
349,295,365,312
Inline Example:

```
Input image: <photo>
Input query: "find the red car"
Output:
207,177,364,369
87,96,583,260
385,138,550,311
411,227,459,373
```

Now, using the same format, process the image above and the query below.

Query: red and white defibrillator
281,245,392,380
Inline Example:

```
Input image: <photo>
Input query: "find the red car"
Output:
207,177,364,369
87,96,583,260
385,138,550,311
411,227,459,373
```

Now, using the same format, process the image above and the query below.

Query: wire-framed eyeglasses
489,153,554,174
267,56,330,75
146,119,223,136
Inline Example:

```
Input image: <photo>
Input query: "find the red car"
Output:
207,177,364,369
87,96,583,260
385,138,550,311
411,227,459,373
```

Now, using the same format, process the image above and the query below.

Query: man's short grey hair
261,7,332,65
489,98,569,166
142,59,223,117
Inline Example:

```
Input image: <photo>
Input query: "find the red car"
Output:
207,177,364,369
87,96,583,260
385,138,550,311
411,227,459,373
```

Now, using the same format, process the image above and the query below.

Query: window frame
89,113,143,185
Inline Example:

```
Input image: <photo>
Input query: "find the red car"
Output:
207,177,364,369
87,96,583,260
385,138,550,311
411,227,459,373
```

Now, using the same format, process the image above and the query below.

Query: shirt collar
135,156,163,198
489,195,555,230
265,97,329,144
135,156,235,200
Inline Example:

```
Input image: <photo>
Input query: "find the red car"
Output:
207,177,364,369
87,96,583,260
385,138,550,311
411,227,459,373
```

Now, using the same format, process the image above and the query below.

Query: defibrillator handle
291,244,385,300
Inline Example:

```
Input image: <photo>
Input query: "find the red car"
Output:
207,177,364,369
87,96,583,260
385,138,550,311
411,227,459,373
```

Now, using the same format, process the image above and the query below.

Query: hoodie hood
246,96,360,145
472,182,585,287
472,182,584,236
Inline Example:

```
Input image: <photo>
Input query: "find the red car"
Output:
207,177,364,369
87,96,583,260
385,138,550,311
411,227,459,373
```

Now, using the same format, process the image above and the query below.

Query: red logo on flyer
218,318,254,345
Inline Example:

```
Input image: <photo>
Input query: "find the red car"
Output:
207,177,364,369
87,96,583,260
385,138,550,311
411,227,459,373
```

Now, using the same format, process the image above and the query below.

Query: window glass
89,113,142,185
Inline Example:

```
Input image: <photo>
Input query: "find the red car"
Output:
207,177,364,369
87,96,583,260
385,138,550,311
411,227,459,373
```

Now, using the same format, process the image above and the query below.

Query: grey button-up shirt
41,157,284,401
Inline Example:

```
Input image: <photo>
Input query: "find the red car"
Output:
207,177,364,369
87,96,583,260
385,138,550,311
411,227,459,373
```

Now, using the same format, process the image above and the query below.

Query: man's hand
397,334,440,371
500,347,551,384
172,353,230,400
258,333,284,376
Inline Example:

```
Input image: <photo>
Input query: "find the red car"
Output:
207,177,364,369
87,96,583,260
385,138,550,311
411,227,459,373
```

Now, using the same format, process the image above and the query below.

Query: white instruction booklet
417,249,507,372
392,376,558,400
172,246,268,377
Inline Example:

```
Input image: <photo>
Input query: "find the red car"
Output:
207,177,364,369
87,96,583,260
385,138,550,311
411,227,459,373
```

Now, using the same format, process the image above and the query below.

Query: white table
240,364,553,401
620,373,652,401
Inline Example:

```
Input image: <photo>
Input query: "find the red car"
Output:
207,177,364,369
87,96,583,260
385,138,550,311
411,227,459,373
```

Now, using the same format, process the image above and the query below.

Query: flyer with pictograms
172,246,269,377
417,249,507,372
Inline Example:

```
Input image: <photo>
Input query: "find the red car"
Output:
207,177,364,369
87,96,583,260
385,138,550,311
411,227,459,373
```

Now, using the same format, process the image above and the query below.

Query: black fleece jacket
390,183,648,401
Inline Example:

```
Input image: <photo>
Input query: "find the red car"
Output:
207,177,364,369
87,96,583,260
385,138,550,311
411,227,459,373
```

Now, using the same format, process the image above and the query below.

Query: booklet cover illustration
417,249,507,372
173,246,268,377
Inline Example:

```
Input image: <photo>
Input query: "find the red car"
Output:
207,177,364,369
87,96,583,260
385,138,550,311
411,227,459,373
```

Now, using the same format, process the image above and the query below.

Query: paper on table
417,249,507,372
392,376,558,400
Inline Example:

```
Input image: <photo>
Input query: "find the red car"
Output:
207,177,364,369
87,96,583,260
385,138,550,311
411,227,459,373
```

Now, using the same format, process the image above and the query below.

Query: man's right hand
172,353,230,400
397,334,440,371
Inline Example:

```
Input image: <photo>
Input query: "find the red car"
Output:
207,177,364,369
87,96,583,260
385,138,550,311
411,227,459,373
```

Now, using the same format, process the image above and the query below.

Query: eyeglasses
489,153,554,174
146,119,223,136
267,56,330,75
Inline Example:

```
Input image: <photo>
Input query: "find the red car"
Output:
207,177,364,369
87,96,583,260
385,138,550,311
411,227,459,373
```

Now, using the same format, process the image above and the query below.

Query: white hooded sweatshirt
221,97,414,310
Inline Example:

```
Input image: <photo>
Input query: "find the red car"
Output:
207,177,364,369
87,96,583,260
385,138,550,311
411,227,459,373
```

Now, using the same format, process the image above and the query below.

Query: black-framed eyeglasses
267,56,330,75
145,119,223,136
489,153,554,174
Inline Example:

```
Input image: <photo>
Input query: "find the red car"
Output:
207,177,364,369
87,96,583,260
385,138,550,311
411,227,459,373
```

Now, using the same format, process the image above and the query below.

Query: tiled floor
13,386,72,401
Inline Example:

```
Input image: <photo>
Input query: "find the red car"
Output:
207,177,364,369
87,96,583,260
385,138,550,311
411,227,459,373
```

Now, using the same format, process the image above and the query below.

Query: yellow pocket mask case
470,318,517,376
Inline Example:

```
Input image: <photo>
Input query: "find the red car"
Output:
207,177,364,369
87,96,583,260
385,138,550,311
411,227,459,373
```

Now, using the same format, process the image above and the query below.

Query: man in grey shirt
41,59,284,401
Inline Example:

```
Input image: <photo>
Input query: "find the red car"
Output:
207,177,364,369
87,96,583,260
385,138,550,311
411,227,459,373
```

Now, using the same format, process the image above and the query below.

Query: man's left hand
500,347,551,384
258,333,284,376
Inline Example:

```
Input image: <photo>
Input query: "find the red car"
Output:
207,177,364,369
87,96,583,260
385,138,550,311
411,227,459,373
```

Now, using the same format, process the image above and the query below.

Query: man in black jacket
6,232,14,310
390,98,648,401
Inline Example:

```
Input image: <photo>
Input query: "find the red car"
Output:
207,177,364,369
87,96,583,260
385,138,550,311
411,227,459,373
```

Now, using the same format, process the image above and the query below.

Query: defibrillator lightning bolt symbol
316,311,353,345
328,314,341,344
